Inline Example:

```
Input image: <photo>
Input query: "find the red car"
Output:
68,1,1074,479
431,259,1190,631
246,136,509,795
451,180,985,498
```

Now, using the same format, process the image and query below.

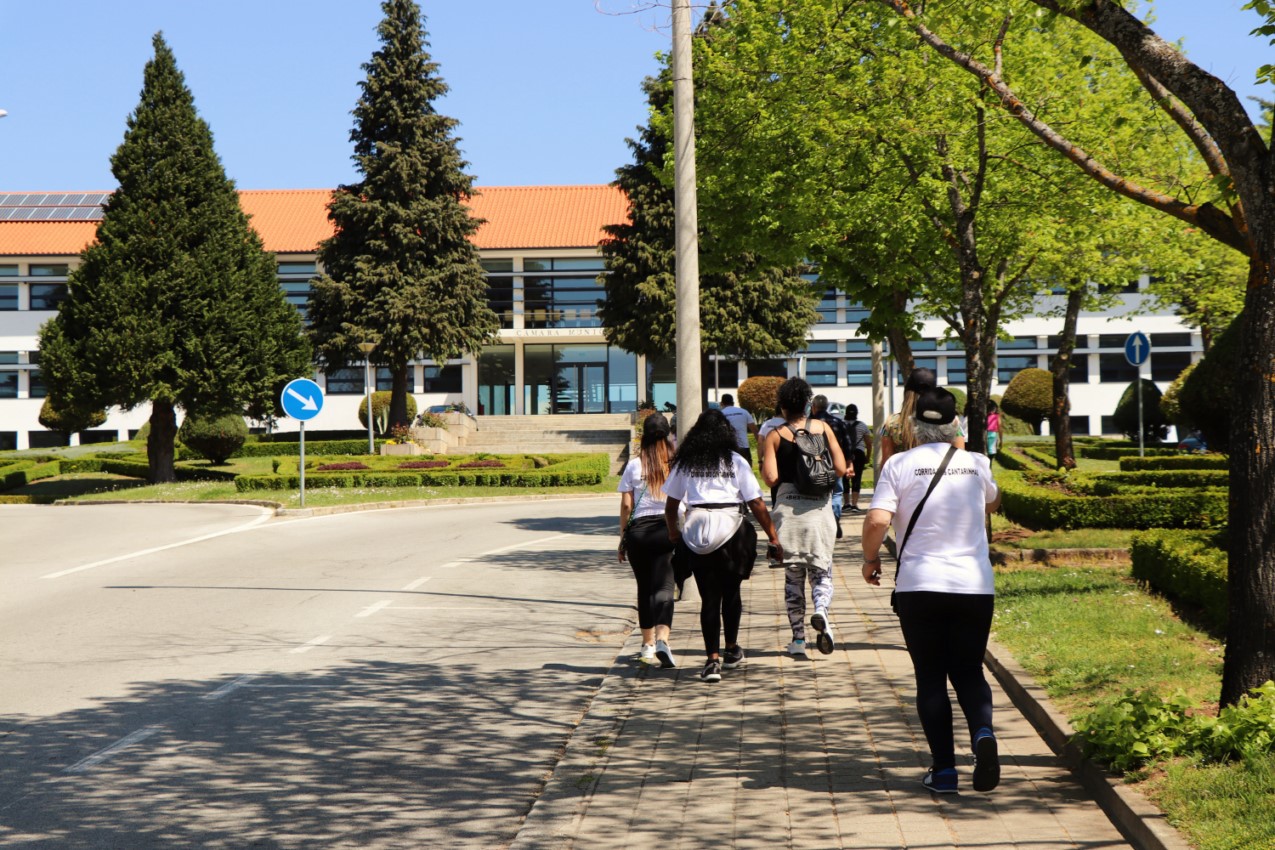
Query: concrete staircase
467,414,635,473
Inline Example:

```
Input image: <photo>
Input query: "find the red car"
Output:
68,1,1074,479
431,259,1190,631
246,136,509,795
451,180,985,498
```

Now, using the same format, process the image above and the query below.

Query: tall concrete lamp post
358,341,377,455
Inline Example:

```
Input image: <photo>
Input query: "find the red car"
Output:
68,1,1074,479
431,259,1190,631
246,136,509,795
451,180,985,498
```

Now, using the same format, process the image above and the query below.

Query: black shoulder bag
890,444,958,613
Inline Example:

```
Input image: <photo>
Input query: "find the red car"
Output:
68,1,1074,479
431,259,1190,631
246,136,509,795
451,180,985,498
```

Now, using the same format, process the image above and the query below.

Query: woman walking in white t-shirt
861,387,1003,795
618,412,679,668
664,410,781,683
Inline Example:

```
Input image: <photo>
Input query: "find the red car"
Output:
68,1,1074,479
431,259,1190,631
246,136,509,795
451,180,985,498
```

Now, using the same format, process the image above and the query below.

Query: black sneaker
972,729,1000,791
722,645,745,669
835,521,843,539
700,658,722,683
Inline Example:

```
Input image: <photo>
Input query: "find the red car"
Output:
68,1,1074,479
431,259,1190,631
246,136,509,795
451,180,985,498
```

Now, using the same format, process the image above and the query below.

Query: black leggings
625,517,676,630
689,553,744,656
895,591,994,770
849,449,867,493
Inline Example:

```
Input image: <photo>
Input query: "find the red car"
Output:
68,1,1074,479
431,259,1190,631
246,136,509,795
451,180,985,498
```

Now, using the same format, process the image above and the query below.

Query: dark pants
733,445,752,465
848,449,868,497
625,517,676,629
690,552,744,656
895,591,995,770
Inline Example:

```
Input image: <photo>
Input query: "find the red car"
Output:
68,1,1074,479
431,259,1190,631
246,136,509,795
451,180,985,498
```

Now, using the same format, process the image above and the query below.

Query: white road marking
356,600,392,618
401,576,432,591
65,726,165,774
203,674,258,701
290,635,332,654
41,509,273,579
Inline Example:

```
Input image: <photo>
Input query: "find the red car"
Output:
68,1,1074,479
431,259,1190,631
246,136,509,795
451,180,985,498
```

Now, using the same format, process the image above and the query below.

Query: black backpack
785,419,838,497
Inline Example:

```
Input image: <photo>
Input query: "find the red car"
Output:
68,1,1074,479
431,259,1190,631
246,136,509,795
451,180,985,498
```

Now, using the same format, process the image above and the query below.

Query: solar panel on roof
0,192,109,221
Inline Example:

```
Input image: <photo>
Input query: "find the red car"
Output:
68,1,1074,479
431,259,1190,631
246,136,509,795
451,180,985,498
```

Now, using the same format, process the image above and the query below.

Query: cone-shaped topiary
1000,368,1053,434
1113,379,1170,443
178,412,249,464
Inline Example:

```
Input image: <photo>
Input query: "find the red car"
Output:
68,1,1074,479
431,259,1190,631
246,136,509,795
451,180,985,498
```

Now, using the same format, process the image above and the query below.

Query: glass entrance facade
522,343,637,415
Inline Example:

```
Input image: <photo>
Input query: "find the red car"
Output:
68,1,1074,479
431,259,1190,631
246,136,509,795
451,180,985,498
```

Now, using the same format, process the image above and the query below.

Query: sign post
1124,332,1151,458
280,378,325,507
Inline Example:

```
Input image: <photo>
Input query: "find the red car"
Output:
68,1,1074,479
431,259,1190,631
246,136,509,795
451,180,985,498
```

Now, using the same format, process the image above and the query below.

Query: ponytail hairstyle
638,412,674,497
895,367,937,452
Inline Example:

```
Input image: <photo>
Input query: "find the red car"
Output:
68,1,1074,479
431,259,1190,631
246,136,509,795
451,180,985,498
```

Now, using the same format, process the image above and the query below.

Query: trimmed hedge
176,439,384,460
997,470,1227,530
0,460,61,490
993,448,1034,472
1131,528,1228,632
1120,455,1228,471
58,457,239,482
1091,470,1229,490
1076,445,1183,461
235,452,610,492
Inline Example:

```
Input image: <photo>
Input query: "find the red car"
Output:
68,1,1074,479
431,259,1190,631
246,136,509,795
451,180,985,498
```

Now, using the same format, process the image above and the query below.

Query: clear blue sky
0,1,1268,192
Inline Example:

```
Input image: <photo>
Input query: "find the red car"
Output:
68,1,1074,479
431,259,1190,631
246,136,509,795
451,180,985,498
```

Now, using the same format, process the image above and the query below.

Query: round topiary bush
178,412,249,464
1159,361,1196,433
358,391,418,436
38,398,107,439
1113,379,1170,443
1000,368,1053,434
737,376,786,419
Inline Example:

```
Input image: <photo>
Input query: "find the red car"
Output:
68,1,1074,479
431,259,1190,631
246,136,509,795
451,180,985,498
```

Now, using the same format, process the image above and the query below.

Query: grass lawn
993,563,1274,850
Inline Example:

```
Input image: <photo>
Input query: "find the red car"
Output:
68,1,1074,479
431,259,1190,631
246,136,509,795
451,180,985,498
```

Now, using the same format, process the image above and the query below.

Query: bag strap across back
894,444,959,578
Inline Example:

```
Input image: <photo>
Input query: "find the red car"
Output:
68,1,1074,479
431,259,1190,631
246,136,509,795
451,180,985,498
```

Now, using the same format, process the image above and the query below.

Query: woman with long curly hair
618,412,679,668
663,409,781,683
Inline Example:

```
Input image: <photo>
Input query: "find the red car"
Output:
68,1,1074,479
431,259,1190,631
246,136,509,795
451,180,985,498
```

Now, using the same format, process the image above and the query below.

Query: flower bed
398,460,449,469
457,459,504,469
316,461,370,472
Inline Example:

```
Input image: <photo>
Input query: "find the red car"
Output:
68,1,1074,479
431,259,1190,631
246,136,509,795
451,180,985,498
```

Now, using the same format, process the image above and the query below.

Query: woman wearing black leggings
618,412,679,668
861,387,1003,794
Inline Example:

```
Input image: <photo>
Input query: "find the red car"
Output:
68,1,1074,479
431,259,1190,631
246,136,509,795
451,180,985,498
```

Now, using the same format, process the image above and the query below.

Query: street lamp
358,341,377,455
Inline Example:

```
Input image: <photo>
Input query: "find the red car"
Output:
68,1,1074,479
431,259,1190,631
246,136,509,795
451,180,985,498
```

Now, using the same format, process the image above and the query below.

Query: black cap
904,367,937,394
915,387,957,425
642,412,671,440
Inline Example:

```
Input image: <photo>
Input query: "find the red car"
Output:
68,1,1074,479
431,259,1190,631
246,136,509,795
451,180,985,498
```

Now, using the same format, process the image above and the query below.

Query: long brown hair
638,412,674,497
894,392,921,451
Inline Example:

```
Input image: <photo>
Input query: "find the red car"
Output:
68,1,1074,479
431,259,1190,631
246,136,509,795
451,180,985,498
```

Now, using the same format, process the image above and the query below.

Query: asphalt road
0,497,633,849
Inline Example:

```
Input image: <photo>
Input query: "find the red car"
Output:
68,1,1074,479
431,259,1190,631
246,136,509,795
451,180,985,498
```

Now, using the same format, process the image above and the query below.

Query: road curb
985,638,1192,850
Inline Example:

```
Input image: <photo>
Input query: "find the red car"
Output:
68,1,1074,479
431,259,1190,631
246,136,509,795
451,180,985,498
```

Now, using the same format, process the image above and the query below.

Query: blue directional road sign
281,378,324,421
1124,331,1151,367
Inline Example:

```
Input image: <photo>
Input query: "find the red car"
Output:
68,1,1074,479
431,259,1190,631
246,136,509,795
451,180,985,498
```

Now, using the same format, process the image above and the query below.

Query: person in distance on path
861,387,1002,794
664,410,781,683
618,412,679,668
718,393,759,465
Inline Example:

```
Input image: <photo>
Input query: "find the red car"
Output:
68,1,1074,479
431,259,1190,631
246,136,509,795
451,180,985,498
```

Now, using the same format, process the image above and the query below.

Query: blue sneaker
922,766,958,794
972,729,1000,791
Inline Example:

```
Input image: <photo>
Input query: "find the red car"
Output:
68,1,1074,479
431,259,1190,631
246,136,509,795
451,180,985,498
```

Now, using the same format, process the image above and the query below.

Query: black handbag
890,445,958,613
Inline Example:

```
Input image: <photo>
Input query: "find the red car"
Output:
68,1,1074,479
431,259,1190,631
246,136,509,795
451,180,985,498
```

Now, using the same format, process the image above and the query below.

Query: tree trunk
1221,254,1275,706
1050,288,1083,470
147,400,177,484
963,331,995,455
389,362,412,432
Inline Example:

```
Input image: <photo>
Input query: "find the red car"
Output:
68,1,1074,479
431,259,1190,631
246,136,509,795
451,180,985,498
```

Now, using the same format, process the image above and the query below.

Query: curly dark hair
776,377,813,418
670,409,737,478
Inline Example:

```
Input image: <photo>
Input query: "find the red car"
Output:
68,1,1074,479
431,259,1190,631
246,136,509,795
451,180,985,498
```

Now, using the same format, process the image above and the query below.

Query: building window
325,367,364,395
486,278,515,329
844,302,871,325
0,351,18,365
0,372,17,399
280,282,311,319
1098,333,1132,349
1100,415,1120,435
29,370,47,398
816,288,837,323
946,356,967,385
29,283,68,311
911,339,939,351
1098,353,1139,383
0,285,16,311
375,367,393,392
1151,332,1192,348
481,259,514,273
0,432,16,452
28,430,68,449
995,355,1035,384
1151,351,1193,383
277,262,316,275
1059,355,1089,383
524,275,605,328
1048,334,1089,351
845,357,872,386
524,257,605,272
0,265,17,276
1069,415,1091,436
747,359,787,378
423,364,462,393
28,264,69,277
706,358,739,389
478,345,515,415
805,358,837,386
998,336,1038,350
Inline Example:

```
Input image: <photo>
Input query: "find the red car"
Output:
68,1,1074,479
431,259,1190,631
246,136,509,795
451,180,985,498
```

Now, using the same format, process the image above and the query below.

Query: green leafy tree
36,34,310,483
309,0,497,431
1000,367,1054,435
598,66,820,382
1181,316,1242,454
873,0,1275,708
1159,361,1195,433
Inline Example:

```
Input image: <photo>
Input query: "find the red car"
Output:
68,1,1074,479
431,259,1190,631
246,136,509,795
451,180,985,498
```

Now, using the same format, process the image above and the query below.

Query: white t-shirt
617,457,668,520
720,405,753,449
869,442,998,595
664,452,764,506
664,453,763,554
757,416,786,440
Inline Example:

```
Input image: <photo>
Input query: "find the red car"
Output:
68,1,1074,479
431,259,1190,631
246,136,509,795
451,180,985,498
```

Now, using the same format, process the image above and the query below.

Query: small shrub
737,376,786,419
399,460,449,469
316,461,370,472
178,413,249,464
38,398,107,439
358,391,418,436
414,412,448,429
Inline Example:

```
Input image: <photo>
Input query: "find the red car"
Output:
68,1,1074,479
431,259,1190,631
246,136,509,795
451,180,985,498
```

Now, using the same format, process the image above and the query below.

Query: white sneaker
639,643,657,664
787,639,808,658
655,639,677,668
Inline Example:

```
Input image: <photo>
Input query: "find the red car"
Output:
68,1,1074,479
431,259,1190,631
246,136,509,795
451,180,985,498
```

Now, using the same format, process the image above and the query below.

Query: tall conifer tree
309,0,497,429
37,34,311,483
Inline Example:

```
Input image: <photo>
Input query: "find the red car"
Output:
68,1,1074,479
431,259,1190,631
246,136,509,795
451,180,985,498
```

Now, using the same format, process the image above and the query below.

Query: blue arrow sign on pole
1124,331,1151,367
281,378,324,421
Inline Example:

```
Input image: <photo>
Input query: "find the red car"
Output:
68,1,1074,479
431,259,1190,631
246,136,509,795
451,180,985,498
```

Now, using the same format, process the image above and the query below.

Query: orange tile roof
0,185,628,256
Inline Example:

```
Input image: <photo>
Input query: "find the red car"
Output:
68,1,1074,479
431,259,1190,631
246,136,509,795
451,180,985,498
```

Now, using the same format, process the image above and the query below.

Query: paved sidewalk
512,512,1138,850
